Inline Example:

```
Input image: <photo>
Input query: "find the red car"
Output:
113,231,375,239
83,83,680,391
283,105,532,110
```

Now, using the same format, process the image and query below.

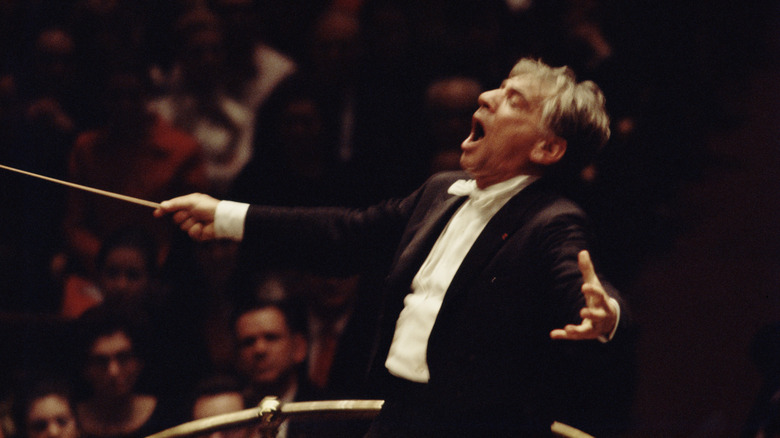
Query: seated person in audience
61,227,160,319
232,293,354,437
148,7,254,197
75,307,176,438
231,296,311,408
191,375,252,438
63,70,207,278
287,272,378,401
13,380,80,438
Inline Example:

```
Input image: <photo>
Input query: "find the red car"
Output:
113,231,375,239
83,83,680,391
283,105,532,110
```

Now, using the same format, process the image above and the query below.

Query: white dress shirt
384,175,538,382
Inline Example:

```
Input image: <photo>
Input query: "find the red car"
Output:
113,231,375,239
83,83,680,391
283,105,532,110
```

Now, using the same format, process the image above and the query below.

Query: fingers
550,250,618,341
550,319,595,340
153,194,197,217
578,250,598,283
153,193,220,242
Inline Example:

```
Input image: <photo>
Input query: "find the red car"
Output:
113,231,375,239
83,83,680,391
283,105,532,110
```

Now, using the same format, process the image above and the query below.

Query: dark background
0,0,778,436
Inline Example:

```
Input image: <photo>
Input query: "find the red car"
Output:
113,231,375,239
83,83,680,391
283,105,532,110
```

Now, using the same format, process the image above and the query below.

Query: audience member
231,295,311,408
61,227,160,319
148,7,255,197
286,272,378,402
4,27,81,311
232,293,340,437
66,0,152,127
231,282,367,437
62,70,208,278
190,375,252,438
62,228,211,421
208,0,297,117
75,307,177,438
13,380,80,438
231,84,352,207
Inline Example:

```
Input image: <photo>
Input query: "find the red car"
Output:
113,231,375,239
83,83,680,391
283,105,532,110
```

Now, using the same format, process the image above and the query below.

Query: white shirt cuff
214,200,250,241
598,297,621,343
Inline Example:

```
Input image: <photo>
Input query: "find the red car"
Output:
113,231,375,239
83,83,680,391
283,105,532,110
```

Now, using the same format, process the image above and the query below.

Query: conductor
156,58,629,437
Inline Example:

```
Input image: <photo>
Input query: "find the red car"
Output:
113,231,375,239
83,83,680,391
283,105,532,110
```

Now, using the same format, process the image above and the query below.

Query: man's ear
530,136,567,166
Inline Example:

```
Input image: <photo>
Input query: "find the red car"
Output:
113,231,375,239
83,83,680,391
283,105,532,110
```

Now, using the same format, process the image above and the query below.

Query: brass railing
146,398,594,438
146,398,383,438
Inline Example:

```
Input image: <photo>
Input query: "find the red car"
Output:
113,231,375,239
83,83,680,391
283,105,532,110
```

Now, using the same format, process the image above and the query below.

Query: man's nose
46,422,62,437
107,358,122,376
252,339,269,354
478,88,500,110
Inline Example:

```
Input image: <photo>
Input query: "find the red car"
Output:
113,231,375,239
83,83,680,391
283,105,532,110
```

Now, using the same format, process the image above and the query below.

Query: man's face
234,308,307,388
460,74,551,188
84,331,142,399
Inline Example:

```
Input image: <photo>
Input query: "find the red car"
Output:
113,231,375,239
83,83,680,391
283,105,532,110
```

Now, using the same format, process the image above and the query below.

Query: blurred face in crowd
182,28,225,90
84,331,142,400
33,29,75,93
26,395,79,438
193,392,248,438
104,73,149,133
460,74,558,188
98,245,151,302
311,11,361,84
234,308,307,390
299,273,359,318
279,98,324,163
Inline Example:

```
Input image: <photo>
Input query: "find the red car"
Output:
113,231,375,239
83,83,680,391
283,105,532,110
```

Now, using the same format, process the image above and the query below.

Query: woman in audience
14,380,80,438
75,307,176,438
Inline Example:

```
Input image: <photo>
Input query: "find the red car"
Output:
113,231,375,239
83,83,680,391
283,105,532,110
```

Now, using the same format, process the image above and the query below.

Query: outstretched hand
550,250,618,341
153,193,221,242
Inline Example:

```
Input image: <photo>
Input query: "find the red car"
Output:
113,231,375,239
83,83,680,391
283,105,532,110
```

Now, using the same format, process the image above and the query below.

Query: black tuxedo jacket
242,171,632,435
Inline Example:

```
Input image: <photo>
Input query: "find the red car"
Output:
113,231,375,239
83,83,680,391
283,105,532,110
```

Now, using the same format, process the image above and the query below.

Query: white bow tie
447,179,478,197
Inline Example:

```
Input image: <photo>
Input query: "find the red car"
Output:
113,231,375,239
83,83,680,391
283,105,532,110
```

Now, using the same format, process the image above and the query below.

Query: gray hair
510,58,610,180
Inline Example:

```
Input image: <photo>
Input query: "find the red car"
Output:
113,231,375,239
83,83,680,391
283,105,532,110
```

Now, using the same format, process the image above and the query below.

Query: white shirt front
384,175,538,382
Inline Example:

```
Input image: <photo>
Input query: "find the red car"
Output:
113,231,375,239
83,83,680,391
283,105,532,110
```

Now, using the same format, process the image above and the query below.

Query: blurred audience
230,83,352,207
2,27,81,311
63,70,208,278
0,0,775,436
149,7,259,196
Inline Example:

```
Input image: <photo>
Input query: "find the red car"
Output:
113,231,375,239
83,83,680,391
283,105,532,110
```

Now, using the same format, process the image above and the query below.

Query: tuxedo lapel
389,194,467,290
445,182,552,299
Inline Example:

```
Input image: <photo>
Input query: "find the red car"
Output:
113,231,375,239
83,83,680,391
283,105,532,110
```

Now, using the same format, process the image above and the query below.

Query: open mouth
471,118,485,141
